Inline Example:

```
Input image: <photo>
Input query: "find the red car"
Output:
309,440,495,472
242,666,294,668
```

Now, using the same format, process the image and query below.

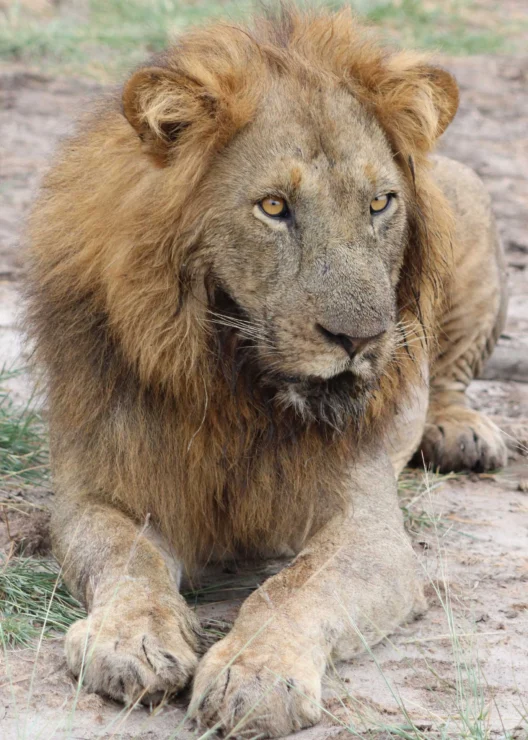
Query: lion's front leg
52,497,201,704
190,451,425,738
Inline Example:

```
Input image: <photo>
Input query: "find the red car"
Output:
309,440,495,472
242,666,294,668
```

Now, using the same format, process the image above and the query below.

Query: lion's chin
272,369,375,433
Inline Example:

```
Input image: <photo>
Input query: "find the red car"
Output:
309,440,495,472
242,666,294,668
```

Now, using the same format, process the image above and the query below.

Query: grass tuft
398,468,455,534
0,369,49,492
0,555,85,647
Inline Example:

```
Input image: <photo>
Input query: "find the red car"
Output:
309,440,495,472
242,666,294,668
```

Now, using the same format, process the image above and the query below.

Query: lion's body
26,5,507,736
388,155,507,474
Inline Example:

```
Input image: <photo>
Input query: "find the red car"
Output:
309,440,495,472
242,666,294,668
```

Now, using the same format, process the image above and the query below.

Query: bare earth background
0,1,527,739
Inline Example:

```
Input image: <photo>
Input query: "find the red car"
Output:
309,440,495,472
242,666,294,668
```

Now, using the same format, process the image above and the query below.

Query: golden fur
27,5,458,571
24,6,510,734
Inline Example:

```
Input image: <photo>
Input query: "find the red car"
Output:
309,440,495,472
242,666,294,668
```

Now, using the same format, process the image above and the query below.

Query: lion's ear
423,66,459,136
122,66,217,161
373,57,459,155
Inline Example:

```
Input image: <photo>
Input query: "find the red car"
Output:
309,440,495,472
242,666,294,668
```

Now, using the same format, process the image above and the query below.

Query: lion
25,4,507,737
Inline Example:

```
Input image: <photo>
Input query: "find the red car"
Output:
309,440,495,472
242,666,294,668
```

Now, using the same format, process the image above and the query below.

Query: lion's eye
259,196,289,218
370,193,392,214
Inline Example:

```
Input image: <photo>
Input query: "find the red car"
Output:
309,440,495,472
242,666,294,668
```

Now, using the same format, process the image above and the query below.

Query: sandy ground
0,54,527,739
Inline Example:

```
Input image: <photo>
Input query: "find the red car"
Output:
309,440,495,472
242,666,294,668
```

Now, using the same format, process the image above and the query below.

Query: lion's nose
316,324,386,358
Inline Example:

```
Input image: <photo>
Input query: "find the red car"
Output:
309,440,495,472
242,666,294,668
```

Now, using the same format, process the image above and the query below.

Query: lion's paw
65,604,199,704
418,405,507,473
190,634,323,738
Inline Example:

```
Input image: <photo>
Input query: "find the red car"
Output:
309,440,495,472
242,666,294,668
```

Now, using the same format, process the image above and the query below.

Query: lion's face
120,18,457,426
200,83,407,417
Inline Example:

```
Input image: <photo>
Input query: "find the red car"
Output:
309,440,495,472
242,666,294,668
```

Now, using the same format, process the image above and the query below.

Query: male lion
26,4,507,737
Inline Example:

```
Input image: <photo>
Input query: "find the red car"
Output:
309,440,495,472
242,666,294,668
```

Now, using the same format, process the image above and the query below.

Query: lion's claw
191,636,322,738
418,406,507,473
65,606,199,704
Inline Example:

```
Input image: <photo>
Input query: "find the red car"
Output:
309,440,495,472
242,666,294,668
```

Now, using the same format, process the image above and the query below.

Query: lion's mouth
272,367,353,387
209,283,376,430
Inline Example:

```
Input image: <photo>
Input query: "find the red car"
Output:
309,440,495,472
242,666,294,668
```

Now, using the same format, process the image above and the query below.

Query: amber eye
370,193,392,214
259,196,289,218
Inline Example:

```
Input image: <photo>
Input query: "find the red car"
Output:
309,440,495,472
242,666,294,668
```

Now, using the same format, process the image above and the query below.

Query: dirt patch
0,52,527,739
0,507,51,556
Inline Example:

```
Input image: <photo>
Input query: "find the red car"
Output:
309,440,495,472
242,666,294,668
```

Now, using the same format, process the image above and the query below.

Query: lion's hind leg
417,158,508,474
419,390,507,473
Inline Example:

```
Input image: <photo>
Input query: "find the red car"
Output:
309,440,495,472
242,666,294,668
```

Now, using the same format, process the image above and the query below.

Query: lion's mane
26,4,455,569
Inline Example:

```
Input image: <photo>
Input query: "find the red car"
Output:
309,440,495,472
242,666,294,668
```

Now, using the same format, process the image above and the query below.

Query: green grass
0,0,252,80
0,0,513,81
361,0,505,55
0,555,85,648
0,369,48,492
